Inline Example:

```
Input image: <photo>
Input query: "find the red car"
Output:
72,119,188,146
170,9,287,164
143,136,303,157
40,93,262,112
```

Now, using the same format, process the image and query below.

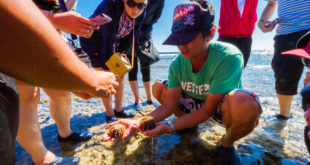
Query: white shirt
238,0,246,16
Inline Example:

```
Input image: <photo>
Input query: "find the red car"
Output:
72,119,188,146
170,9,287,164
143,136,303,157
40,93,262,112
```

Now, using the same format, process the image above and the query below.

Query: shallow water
16,50,310,164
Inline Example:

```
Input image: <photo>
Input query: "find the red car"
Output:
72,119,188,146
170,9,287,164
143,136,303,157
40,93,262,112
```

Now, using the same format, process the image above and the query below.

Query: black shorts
0,76,19,164
272,29,310,95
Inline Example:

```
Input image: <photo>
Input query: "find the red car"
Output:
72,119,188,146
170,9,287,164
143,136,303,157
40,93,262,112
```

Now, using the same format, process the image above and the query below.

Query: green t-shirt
168,41,243,101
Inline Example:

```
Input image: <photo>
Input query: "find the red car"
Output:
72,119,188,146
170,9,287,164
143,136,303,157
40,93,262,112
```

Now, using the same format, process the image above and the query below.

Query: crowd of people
1,0,310,164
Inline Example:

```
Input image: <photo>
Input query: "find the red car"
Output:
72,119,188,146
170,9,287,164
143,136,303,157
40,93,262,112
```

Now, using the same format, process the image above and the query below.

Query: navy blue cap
163,0,215,46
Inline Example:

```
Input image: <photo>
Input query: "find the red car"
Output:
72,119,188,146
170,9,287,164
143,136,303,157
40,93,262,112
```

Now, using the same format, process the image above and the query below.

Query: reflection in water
15,53,310,164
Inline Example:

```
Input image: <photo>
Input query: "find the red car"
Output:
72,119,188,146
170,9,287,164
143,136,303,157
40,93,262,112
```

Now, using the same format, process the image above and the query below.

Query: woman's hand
48,11,99,38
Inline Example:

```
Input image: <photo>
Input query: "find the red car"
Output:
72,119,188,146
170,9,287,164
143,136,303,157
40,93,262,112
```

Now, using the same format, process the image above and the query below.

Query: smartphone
265,19,280,29
90,13,112,26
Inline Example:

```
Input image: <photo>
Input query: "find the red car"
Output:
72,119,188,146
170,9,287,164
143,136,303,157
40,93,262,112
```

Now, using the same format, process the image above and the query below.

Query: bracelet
166,121,175,135
259,19,265,23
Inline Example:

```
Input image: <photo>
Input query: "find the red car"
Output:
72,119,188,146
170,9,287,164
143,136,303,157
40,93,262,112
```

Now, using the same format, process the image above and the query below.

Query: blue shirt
267,0,310,35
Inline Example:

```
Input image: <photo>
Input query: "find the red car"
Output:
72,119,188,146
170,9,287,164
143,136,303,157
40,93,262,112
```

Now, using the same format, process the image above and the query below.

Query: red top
218,0,258,38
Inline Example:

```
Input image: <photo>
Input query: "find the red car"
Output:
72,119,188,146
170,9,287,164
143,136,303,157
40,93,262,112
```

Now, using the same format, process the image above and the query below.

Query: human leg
152,80,192,117
15,83,56,164
95,68,117,122
277,94,293,118
238,37,252,67
114,76,124,112
219,90,261,165
220,90,261,147
129,80,143,111
141,66,152,103
128,57,140,104
43,88,95,142
152,80,167,104
43,89,72,137
16,82,80,164
98,70,134,122
129,81,140,103
272,30,308,118
114,76,135,117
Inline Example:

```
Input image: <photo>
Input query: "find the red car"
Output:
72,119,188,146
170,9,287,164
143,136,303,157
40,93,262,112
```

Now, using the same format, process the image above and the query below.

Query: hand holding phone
265,19,280,29
90,13,112,26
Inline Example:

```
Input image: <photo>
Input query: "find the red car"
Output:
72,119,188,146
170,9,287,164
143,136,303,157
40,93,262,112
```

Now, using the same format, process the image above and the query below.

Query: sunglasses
125,0,147,10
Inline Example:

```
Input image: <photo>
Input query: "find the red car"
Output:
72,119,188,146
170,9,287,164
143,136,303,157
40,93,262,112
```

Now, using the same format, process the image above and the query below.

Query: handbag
105,28,135,77
137,39,160,68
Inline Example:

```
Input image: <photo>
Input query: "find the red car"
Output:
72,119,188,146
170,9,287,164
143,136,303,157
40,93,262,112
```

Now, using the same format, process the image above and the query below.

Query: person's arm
0,0,117,97
103,86,182,140
170,93,225,130
149,87,182,122
258,1,278,33
48,11,99,38
143,93,225,137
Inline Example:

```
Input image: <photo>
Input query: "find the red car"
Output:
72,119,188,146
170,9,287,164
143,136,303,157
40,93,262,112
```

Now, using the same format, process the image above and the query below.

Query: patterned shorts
159,80,262,125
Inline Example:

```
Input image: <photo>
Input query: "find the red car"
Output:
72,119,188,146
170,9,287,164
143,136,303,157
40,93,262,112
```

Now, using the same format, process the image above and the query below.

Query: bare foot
32,150,56,165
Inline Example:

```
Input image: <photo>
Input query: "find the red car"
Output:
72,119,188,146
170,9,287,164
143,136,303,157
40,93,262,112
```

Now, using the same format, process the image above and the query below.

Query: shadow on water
16,53,310,164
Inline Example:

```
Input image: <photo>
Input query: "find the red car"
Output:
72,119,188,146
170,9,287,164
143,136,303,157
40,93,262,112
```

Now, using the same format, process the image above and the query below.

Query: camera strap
113,28,135,69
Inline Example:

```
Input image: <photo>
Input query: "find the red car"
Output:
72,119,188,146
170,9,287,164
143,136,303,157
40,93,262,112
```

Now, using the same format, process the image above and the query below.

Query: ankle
114,109,123,113
279,113,290,117
32,150,56,165
106,110,114,116
58,130,73,138
220,137,233,148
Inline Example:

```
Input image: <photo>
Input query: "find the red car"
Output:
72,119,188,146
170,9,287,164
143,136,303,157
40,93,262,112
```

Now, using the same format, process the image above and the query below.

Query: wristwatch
166,121,175,135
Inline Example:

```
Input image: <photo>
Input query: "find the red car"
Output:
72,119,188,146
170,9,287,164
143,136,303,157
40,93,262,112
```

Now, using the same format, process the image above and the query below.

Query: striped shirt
267,0,310,35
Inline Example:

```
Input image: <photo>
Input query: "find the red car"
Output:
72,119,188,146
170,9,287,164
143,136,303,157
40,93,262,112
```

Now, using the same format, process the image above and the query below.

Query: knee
225,91,261,126
18,88,40,111
152,81,165,100
45,90,70,101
